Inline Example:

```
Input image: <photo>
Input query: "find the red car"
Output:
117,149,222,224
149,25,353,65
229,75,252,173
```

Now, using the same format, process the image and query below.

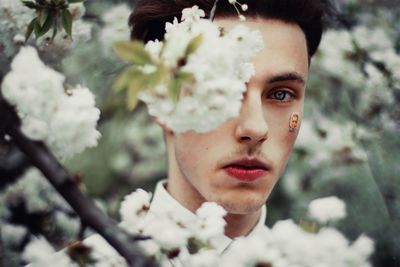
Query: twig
0,99,159,267
209,0,220,21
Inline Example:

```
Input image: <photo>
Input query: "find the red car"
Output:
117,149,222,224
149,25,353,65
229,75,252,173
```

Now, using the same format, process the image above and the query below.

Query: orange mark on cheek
289,112,300,133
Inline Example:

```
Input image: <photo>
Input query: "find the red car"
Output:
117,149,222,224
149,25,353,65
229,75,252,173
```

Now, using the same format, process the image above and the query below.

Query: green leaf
168,78,182,102
34,19,41,37
185,34,203,57
25,18,36,42
176,70,194,82
126,77,147,110
113,41,152,65
61,9,73,37
51,18,58,40
113,67,142,93
22,1,38,9
167,71,194,101
38,8,49,26
37,13,54,37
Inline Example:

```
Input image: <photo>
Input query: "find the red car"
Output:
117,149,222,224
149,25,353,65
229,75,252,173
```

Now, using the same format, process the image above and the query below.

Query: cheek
174,133,212,172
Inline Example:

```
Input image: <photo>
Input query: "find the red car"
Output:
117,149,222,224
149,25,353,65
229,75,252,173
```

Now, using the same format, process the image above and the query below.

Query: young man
129,0,327,237
84,0,329,265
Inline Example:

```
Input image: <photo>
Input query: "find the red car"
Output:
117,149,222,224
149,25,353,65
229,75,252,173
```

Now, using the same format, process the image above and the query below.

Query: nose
234,90,269,146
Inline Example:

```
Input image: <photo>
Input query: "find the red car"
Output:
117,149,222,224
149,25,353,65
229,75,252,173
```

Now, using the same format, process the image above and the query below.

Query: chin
211,191,266,215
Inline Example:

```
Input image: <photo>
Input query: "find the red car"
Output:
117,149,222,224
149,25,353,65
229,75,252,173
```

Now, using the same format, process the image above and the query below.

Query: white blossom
181,5,205,23
308,196,347,223
1,47,101,159
100,4,131,54
23,236,76,267
47,85,101,159
139,7,264,133
119,189,152,225
1,224,27,248
182,249,219,267
194,202,227,240
36,20,92,50
142,215,191,251
0,0,35,35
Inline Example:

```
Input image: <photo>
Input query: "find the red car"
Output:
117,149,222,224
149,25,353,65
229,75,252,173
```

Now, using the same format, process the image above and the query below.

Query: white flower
2,46,65,120
47,85,101,159
183,249,219,267
145,40,163,60
142,215,190,251
139,11,264,133
351,234,375,259
1,47,101,159
194,202,227,240
308,196,347,223
196,202,227,219
68,3,86,20
0,0,35,35
100,4,131,54
23,236,75,267
119,189,152,225
1,224,27,247
181,5,205,23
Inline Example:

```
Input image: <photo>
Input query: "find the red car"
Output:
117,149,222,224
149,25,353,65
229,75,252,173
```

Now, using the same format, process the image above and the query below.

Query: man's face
166,18,308,214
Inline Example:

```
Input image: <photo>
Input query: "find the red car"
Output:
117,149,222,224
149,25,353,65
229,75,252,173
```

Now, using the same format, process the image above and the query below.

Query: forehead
215,17,309,85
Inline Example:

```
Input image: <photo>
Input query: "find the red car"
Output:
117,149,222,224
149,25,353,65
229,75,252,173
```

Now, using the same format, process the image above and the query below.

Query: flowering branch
0,98,159,267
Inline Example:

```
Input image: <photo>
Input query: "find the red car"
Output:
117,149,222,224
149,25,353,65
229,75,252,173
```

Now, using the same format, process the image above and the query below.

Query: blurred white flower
139,8,264,133
181,5,205,23
112,188,373,266
37,20,92,50
1,47,101,159
47,85,101,159
295,117,368,166
351,234,375,259
119,189,152,225
23,236,75,267
1,224,27,248
308,196,347,223
100,4,131,54
142,215,191,251
194,202,227,240
183,249,219,267
68,3,86,20
0,0,35,35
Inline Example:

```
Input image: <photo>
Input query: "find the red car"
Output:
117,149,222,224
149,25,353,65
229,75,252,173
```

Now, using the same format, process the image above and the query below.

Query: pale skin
160,17,309,238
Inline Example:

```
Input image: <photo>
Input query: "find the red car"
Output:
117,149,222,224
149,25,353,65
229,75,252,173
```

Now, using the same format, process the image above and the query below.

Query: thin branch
209,0,220,21
0,99,159,267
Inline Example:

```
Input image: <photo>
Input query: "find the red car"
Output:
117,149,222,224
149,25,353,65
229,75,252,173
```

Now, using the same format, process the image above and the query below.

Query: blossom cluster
134,6,264,133
100,4,132,54
1,46,101,159
116,190,373,267
0,0,91,51
316,25,400,131
20,188,374,267
294,115,368,167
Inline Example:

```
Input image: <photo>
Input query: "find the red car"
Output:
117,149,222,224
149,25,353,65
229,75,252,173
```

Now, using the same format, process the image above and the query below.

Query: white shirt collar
149,180,267,254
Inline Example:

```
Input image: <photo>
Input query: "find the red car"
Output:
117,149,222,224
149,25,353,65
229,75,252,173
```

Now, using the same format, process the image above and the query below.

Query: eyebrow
266,72,306,86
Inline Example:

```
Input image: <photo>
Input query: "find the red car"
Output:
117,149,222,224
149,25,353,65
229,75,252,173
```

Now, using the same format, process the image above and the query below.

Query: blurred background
0,0,399,266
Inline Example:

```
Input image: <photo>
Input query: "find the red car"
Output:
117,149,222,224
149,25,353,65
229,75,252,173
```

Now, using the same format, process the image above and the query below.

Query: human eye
265,89,296,103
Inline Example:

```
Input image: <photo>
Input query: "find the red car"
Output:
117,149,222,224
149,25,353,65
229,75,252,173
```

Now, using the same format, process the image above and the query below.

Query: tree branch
0,99,159,267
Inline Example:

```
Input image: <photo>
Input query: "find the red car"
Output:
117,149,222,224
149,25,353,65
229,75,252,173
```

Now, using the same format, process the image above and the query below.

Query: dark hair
129,0,333,58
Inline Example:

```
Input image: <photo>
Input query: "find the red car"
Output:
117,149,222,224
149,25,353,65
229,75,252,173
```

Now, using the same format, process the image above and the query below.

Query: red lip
223,159,270,182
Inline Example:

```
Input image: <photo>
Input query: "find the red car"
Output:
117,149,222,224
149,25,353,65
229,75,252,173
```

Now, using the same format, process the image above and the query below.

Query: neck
167,174,263,239
224,210,262,238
